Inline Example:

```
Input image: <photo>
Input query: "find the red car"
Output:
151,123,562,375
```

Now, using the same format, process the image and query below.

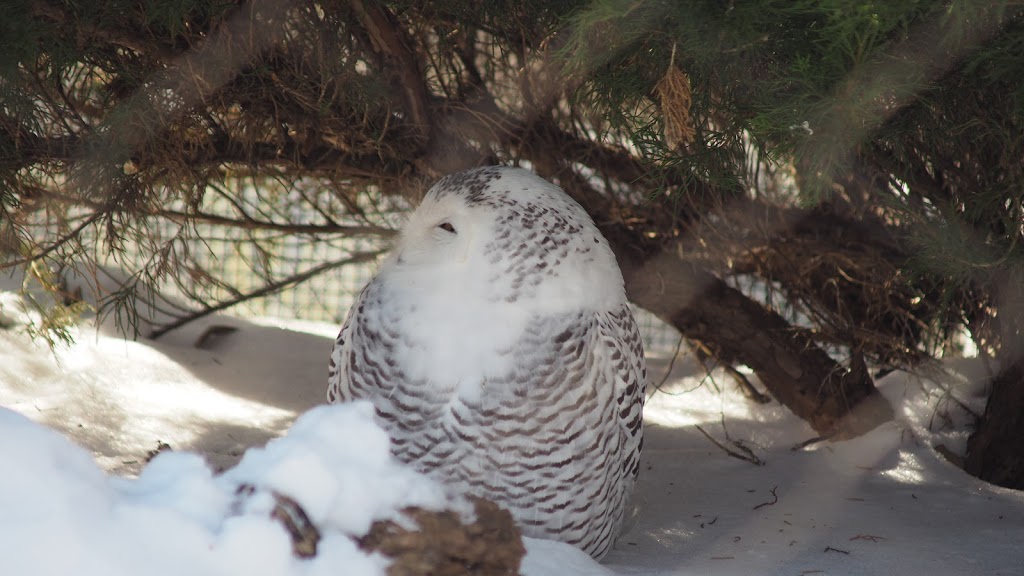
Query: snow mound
0,402,459,576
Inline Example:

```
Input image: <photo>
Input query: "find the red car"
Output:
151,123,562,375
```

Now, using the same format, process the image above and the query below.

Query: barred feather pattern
327,166,646,560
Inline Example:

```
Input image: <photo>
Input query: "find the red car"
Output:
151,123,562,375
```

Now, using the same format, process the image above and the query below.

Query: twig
148,250,384,339
650,332,688,396
752,486,778,510
724,364,771,403
791,435,831,451
699,516,718,528
270,491,321,559
720,413,764,463
850,534,886,542
9,186,397,239
695,425,764,466
350,0,431,142
1,211,104,269
824,546,850,555
158,208,397,237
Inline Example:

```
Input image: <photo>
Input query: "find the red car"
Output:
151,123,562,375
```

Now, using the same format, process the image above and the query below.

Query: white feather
328,166,646,560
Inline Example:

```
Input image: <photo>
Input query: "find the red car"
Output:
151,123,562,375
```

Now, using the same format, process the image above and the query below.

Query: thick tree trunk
518,123,893,439
613,240,892,438
964,358,1024,489
964,272,1024,489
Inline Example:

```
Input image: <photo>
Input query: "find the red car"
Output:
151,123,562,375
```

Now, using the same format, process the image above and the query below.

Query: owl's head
382,166,627,312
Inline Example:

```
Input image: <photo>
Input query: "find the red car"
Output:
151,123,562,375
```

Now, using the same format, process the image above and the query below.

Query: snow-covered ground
1,274,1022,575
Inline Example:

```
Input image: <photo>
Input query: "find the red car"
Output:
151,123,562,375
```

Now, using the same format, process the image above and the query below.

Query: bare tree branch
350,0,432,146
148,249,385,339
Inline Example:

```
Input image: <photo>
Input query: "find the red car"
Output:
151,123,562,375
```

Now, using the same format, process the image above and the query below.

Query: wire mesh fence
161,241,681,355
184,230,386,325
116,210,683,355
8,171,683,355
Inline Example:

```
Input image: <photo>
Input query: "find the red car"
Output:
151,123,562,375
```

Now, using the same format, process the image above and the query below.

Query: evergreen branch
62,0,296,205
0,124,84,168
804,1,1024,192
13,188,397,239
867,143,950,207
148,249,386,339
157,209,397,238
31,0,178,61
0,211,104,269
350,0,432,145
442,100,716,200
197,139,404,176
8,131,406,179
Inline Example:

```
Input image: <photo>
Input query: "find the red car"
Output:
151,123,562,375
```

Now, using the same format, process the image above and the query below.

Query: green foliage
555,0,1024,357
558,1,941,197
2,0,1024,362
20,259,91,348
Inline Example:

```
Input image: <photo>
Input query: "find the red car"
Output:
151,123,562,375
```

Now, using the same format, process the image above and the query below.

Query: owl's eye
438,222,456,234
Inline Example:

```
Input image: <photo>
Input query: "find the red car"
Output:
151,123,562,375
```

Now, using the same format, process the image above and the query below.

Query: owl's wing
327,314,353,404
327,280,374,404
600,304,647,479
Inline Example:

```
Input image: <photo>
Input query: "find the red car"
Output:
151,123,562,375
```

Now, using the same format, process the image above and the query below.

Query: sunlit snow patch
0,402,455,576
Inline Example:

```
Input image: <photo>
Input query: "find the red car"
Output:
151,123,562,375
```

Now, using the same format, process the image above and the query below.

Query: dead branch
752,486,779,510
148,250,384,339
350,0,432,145
694,424,764,466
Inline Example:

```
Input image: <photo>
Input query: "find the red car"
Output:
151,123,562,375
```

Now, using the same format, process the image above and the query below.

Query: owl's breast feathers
328,285,646,558
327,165,646,560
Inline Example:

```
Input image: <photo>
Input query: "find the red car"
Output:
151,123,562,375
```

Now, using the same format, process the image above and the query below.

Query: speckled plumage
328,166,646,559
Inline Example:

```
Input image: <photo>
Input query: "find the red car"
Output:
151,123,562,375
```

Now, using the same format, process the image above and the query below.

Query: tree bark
611,236,892,438
964,270,1024,489
964,358,1024,489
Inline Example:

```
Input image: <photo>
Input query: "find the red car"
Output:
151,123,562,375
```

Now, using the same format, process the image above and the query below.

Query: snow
1,276,1024,575
0,402,398,576
602,355,1024,576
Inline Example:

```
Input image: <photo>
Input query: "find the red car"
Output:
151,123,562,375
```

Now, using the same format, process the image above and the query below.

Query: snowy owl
327,166,646,559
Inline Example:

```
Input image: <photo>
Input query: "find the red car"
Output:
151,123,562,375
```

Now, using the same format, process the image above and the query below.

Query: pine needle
655,44,694,151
